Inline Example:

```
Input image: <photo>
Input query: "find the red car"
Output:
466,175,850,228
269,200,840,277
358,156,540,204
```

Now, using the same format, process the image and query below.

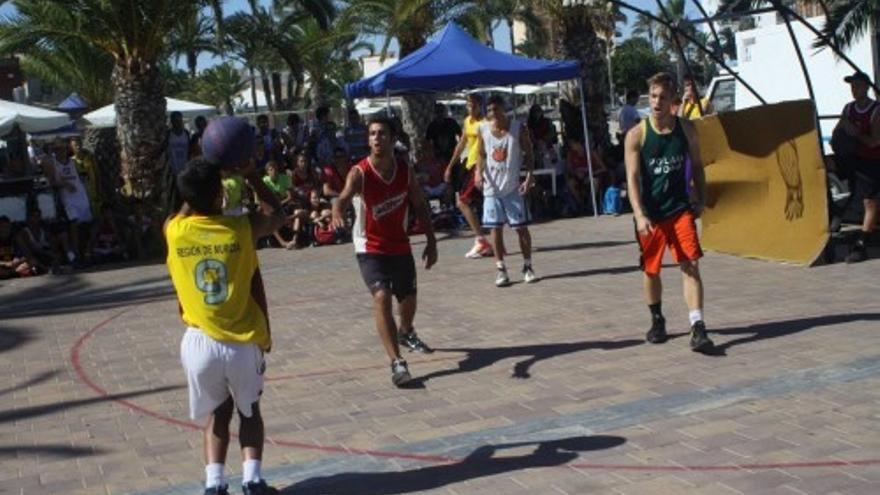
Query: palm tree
592,4,627,104
167,7,218,78
224,13,266,113
343,0,482,158
297,18,371,107
179,62,248,115
532,0,612,149
632,13,657,50
0,0,228,204
16,38,114,108
655,0,694,83
478,0,548,55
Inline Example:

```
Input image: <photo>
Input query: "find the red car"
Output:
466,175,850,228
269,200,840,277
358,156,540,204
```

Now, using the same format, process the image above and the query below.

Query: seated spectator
15,208,66,274
566,138,608,214
281,113,307,155
308,189,332,226
262,160,300,249
88,205,128,263
290,152,318,204
322,147,352,200
0,216,30,278
221,168,245,216
414,146,448,200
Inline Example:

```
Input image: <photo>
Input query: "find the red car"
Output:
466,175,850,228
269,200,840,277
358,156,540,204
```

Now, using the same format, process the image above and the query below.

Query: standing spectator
42,139,92,263
280,113,306,154
344,108,369,161
189,115,208,158
168,111,191,175
309,106,340,166
255,114,279,168
444,93,491,258
527,104,558,168
425,103,461,165
70,136,101,211
322,147,352,199
0,216,29,278
834,71,880,263
290,152,317,205
618,90,642,140
679,77,713,120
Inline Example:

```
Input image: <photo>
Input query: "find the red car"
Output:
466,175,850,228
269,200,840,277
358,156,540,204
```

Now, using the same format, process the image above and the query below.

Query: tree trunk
260,71,274,112
187,51,198,78
400,94,433,162
249,66,258,112
554,7,610,150
508,18,516,54
83,126,120,207
286,73,295,108
112,60,167,206
271,72,284,110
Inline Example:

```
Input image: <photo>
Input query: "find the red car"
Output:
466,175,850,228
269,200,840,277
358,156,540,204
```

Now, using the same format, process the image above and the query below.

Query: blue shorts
482,191,530,229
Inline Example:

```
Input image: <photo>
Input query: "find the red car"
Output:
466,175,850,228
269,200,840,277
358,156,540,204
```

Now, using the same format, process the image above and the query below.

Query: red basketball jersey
352,157,411,255
846,100,880,159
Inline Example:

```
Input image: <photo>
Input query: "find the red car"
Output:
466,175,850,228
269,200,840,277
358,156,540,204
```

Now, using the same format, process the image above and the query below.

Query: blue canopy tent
57,93,88,112
345,23,600,215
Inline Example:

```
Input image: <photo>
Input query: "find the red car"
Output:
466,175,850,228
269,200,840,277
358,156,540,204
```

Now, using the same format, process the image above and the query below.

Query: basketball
201,116,255,169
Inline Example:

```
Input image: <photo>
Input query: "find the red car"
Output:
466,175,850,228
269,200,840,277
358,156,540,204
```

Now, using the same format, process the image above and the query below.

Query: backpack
603,185,622,215
312,223,340,246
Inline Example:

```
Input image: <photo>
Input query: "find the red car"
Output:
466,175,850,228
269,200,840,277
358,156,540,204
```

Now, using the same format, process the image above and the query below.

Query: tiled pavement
0,215,878,495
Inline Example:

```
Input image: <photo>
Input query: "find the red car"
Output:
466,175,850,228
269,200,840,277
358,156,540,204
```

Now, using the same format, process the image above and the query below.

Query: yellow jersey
462,115,484,170
681,98,709,120
165,214,270,350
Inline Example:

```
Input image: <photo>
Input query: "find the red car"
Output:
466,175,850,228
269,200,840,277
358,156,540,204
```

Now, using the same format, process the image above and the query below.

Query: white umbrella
82,97,217,128
0,99,71,135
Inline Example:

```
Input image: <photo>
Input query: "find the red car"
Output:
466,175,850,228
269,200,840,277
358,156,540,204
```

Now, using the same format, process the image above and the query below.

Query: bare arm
246,169,286,241
408,168,437,269
683,121,706,216
331,166,363,229
474,127,486,189
444,133,469,183
624,125,653,234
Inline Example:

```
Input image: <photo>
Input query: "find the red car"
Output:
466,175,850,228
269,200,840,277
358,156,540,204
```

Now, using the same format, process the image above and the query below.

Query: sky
0,0,704,71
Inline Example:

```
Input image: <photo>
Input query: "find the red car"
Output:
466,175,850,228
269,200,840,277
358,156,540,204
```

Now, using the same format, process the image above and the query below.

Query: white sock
689,309,704,326
242,459,262,484
496,260,506,270
205,463,225,488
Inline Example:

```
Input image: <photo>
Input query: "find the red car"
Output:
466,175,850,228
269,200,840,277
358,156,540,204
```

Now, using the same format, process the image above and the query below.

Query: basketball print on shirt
491,144,508,163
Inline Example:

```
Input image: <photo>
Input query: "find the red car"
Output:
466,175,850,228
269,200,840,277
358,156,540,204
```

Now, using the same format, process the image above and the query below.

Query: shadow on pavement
0,369,59,397
707,312,880,356
0,444,107,459
0,384,182,424
536,240,635,253
282,435,626,495
411,339,643,385
0,325,36,353
0,274,174,320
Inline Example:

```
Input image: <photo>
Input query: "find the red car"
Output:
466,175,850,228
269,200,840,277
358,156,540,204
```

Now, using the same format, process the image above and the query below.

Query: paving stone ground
0,214,878,495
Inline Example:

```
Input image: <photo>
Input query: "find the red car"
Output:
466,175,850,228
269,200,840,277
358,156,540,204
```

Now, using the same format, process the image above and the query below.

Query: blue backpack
603,185,622,215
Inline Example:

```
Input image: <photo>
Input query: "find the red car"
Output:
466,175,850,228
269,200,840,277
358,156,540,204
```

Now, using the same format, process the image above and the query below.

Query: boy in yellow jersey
679,77,714,120
445,93,493,258
165,117,285,495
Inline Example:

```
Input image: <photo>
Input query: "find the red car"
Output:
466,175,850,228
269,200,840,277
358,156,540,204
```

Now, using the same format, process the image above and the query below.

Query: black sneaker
242,479,279,495
204,485,230,495
391,358,411,387
689,321,714,353
645,317,667,344
399,330,433,353
845,244,867,263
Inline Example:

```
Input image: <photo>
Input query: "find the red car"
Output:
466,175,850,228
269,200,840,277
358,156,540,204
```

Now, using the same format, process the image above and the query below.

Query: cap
844,71,870,84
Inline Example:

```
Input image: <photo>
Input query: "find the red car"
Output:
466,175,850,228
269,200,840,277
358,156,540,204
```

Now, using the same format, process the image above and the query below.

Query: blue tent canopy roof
345,23,580,99
57,93,88,111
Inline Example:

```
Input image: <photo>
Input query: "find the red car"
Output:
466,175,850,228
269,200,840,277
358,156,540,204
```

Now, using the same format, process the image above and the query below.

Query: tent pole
511,85,516,118
577,78,598,217
385,91,391,116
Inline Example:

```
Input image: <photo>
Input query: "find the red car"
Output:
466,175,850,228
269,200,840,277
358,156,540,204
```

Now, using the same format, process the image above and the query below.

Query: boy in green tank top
624,72,714,353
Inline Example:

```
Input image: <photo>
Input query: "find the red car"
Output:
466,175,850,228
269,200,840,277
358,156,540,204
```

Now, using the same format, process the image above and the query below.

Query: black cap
844,71,870,84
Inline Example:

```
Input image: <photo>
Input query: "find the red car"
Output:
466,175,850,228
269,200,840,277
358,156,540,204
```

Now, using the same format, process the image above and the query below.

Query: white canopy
0,99,72,135
83,97,217,128
233,88,269,113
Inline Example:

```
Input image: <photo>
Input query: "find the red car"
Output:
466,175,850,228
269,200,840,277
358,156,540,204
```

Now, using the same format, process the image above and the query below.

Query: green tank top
639,117,691,221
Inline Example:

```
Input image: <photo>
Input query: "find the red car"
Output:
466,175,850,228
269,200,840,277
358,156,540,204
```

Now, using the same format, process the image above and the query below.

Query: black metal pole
606,0,767,105
689,0,724,66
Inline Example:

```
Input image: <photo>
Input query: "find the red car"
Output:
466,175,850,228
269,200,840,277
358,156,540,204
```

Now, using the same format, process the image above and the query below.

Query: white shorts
482,190,530,229
180,328,266,421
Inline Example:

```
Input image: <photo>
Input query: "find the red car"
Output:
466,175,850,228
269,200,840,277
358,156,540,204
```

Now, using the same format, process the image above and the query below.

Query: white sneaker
465,242,483,259
523,266,538,284
495,268,510,287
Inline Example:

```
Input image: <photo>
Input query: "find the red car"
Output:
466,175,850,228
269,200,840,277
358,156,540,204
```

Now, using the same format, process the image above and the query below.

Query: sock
649,302,663,321
67,250,76,263
205,463,225,489
496,260,506,270
689,309,704,326
856,230,869,247
242,459,262,484
523,257,532,269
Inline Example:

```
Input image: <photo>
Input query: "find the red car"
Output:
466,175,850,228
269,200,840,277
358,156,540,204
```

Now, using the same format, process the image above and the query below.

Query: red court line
70,310,880,472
